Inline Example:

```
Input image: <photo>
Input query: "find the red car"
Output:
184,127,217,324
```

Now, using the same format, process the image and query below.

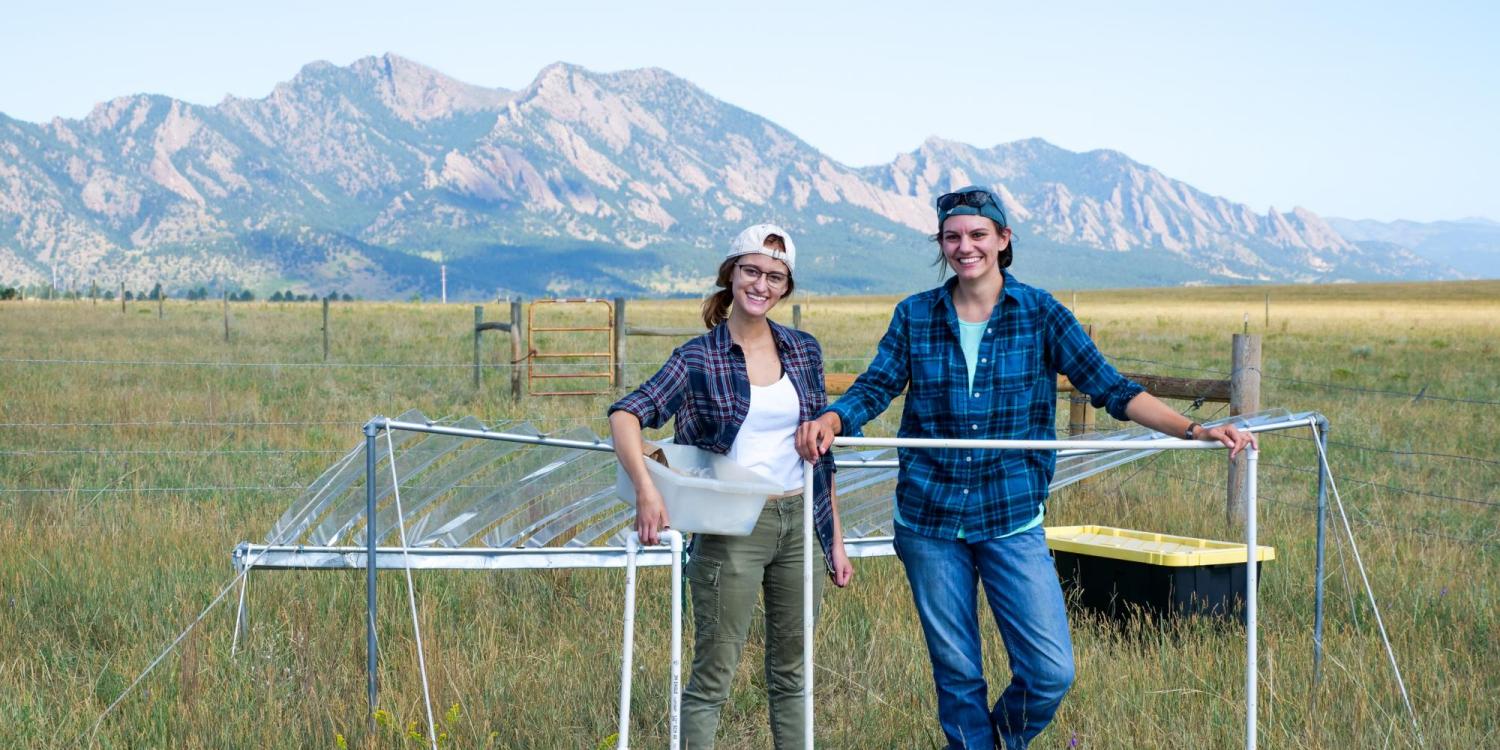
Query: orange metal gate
526,298,616,396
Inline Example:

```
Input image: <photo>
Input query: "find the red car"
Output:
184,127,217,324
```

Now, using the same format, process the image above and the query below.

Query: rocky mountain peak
80,94,168,135
349,53,510,121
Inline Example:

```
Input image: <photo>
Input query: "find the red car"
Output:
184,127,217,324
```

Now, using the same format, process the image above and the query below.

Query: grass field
2,280,1497,748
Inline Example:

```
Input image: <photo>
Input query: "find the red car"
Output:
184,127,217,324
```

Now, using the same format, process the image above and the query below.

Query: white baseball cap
726,223,796,272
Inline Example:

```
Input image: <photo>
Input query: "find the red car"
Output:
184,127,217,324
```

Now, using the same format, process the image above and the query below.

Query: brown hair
701,234,795,329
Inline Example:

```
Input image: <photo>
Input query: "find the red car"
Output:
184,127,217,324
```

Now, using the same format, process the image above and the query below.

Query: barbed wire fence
3,351,1496,549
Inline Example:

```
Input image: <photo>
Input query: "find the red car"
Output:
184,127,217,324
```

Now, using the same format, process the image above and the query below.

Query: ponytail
701,287,734,329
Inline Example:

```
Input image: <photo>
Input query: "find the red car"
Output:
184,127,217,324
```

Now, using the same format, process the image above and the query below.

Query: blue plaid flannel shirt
609,320,839,572
824,272,1145,541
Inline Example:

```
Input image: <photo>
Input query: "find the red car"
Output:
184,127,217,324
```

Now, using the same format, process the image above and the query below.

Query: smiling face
940,213,1011,282
730,253,791,319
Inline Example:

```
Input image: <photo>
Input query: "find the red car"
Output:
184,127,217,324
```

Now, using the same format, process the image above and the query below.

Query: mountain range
0,53,1479,299
1325,217,1500,280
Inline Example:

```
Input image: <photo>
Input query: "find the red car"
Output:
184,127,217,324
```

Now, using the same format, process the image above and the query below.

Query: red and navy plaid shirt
825,272,1145,541
609,320,838,572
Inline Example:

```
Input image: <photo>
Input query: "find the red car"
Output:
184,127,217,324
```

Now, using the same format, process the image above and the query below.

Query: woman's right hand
634,484,670,546
796,412,841,462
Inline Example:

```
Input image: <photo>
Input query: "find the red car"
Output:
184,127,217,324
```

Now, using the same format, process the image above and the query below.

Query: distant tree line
0,283,359,302
269,290,353,303
0,282,364,303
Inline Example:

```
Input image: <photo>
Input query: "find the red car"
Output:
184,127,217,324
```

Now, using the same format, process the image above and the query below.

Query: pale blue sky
2,0,1494,222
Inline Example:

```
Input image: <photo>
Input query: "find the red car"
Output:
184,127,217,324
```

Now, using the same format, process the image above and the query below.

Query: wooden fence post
510,300,525,402
613,297,627,392
223,291,230,342
473,305,483,389
1227,333,1262,523
792,303,802,330
322,297,330,361
1068,324,1096,436
120,283,126,313
158,291,164,319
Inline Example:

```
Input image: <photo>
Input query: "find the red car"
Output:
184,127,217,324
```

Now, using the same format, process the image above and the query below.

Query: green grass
2,283,1497,748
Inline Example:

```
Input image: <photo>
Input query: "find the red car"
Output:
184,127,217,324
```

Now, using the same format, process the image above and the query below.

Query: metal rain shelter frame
234,408,1332,750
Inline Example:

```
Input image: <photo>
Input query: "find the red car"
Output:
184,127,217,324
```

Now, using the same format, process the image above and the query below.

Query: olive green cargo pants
680,497,825,749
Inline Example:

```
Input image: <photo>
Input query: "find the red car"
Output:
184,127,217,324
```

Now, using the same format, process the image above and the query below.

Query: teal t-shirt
958,318,985,391
893,318,1045,539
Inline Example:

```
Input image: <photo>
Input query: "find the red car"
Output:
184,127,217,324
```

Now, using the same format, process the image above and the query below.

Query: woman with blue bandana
796,187,1255,749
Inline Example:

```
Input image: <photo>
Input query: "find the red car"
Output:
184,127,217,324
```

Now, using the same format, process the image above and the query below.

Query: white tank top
727,374,804,491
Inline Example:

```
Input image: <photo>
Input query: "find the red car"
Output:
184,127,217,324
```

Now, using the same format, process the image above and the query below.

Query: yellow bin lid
1045,525,1276,567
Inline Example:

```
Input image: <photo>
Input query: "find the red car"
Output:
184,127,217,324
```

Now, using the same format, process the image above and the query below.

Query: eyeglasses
936,189,1007,225
735,263,789,290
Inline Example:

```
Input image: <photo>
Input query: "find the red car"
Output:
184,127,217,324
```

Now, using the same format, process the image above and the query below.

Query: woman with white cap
609,222,853,748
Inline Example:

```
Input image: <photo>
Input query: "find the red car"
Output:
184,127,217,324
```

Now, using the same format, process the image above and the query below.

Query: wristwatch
1183,422,1201,440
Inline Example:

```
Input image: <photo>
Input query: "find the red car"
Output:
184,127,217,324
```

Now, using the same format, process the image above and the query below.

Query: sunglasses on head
937,189,1000,213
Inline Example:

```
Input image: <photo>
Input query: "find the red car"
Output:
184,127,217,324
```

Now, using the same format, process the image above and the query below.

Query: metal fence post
364,420,380,734
473,305,483,389
613,297,627,391
510,300,525,402
322,297,330,361
1227,333,1262,522
1312,418,1330,695
1068,324,1096,436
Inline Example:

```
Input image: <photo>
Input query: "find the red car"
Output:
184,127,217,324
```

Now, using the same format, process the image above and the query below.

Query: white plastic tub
615,442,785,536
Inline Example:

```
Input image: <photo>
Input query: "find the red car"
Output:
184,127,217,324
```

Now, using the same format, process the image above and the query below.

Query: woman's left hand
1197,423,1257,457
829,543,854,588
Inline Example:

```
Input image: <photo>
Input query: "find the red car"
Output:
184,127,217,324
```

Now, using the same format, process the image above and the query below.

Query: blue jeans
894,523,1074,750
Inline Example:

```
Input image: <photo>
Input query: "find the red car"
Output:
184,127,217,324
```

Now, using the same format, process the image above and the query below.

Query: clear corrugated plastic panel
266,443,363,545
402,422,544,547
477,427,614,548
320,411,465,546
265,408,1310,550
513,459,622,548
829,449,899,538
279,409,427,545
1050,408,1295,490
357,416,496,546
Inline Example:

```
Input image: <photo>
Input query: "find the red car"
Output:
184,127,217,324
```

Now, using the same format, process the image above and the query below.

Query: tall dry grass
1,282,1497,747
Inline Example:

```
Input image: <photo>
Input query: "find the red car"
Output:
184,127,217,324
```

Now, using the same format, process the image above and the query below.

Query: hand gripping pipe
616,529,684,749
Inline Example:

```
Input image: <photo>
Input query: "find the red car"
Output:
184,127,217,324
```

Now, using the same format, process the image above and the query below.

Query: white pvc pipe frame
618,529,683,750
810,435,1263,750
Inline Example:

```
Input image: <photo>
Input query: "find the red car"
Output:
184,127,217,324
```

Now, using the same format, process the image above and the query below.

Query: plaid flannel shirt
824,272,1145,541
609,320,838,572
